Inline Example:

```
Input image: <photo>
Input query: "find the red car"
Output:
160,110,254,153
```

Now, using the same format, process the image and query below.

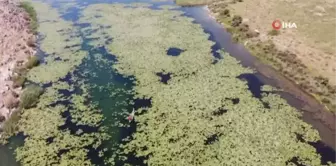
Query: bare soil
220,0,336,84
0,0,36,120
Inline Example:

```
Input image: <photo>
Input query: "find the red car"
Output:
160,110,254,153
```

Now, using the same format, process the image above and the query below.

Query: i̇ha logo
272,20,297,30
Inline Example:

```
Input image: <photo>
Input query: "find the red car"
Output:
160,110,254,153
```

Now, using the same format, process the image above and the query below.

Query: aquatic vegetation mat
11,1,111,165
79,3,326,165
16,82,110,165
26,2,86,84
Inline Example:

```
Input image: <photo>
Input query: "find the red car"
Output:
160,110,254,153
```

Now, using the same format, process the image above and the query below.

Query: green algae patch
26,2,86,83
15,81,110,166
11,2,113,165
80,4,214,97
79,3,324,165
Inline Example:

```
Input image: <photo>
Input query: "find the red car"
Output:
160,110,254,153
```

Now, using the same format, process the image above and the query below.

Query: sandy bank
0,0,36,121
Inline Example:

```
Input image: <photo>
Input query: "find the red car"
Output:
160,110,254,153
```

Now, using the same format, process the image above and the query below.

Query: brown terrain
212,0,336,84
0,0,36,123
204,0,336,148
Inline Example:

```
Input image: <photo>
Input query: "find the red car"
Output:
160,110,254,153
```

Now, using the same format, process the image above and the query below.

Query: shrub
238,23,249,32
218,3,228,8
327,85,336,94
246,30,259,38
0,115,5,123
321,98,330,104
12,75,26,88
226,27,234,33
232,34,240,43
231,15,242,27
263,40,276,51
331,104,336,112
19,84,43,109
220,9,230,17
268,29,280,36
13,65,27,75
24,56,39,69
232,0,243,3
2,110,21,136
19,2,38,34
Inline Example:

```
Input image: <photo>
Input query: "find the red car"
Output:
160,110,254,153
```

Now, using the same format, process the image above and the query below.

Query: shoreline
0,1,334,165
0,0,37,137
201,5,336,149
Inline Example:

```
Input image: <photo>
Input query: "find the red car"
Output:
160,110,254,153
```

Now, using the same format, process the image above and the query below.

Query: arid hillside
214,0,336,83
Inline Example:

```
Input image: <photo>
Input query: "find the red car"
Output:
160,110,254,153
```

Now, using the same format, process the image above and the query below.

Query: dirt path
0,0,36,121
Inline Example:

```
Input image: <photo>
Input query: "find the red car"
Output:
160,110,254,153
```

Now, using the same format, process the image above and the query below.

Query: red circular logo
272,20,281,30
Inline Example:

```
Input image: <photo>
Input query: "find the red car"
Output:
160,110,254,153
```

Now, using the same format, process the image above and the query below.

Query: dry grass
216,0,336,85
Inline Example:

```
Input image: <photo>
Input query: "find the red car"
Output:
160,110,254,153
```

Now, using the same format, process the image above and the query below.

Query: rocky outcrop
0,0,36,119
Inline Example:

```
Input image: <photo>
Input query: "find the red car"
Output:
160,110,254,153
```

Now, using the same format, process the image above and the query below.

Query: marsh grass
2,110,21,137
24,56,39,69
11,56,39,88
19,2,38,34
19,84,43,109
12,75,27,88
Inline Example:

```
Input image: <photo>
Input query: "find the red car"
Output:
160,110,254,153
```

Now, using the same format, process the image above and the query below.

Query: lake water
0,0,335,165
